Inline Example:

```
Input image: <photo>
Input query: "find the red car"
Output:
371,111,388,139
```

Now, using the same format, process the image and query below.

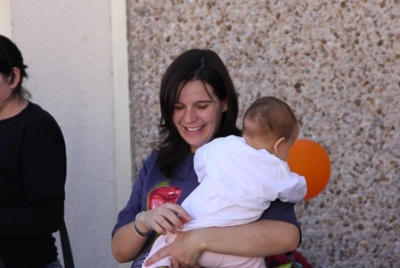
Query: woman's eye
197,105,208,109
174,105,184,110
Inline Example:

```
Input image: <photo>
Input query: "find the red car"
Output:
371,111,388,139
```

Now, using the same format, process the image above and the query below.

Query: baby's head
242,96,299,161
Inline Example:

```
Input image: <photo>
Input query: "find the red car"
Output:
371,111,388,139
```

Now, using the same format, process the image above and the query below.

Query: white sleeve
193,146,208,183
278,171,307,203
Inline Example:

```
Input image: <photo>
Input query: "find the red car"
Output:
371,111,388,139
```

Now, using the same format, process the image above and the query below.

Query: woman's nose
183,108,197,123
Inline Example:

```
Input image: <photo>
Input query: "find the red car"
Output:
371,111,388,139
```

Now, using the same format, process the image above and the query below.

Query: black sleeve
0,198,64,236
259,200,299,226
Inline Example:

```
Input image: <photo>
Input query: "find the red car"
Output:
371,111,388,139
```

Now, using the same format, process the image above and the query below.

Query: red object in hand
148,186,183,210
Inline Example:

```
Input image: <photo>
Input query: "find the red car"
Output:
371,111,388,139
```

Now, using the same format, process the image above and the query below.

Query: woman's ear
273,137,285,153
9,67,21,90
222,99,228,112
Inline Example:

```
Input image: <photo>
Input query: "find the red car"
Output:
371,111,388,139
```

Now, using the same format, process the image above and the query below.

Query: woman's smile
185,126,203,132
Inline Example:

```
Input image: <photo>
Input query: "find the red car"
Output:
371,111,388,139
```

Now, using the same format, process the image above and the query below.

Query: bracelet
134,212,151,237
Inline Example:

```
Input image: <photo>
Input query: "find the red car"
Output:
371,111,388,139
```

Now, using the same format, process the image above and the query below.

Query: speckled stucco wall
126,1,400,267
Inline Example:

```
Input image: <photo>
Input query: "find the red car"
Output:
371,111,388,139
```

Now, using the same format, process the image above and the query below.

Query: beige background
127,0,400,267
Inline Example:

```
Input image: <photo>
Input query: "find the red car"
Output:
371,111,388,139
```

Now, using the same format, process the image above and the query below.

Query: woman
111,49,300,268
0,35,66,268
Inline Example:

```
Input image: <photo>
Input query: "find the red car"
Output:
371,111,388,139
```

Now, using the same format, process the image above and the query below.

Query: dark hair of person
156,49,241,177
0,35,30,100
243,96,298,141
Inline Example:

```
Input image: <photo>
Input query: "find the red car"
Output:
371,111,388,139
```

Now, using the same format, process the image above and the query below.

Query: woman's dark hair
156,49,241,177
0,35,29,100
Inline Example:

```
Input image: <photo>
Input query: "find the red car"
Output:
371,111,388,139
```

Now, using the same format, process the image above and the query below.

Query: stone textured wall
127,1,400,267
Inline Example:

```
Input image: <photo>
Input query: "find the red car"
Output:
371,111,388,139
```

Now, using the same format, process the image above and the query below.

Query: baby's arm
278,172,307,203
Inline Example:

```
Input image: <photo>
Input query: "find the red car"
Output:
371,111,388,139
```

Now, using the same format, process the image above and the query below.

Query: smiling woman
156,49,240,178
111,49,301,268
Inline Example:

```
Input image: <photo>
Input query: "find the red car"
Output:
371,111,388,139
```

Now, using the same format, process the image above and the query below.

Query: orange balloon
287,139,331,200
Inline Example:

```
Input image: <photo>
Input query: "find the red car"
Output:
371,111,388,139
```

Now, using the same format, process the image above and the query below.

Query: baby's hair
242,96,298,141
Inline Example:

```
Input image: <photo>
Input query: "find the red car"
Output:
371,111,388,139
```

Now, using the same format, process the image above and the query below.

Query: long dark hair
0,35,30,100
156,49,241,177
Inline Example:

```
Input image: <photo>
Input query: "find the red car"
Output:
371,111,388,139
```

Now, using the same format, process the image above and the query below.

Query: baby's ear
273,137,286,153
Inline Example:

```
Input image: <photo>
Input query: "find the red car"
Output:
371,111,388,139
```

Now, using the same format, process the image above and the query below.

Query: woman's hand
139,203,192,235
145,229,203,268
112,203,191,263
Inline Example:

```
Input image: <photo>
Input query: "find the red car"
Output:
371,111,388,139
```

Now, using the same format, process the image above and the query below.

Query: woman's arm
204,219,299,256
145,220,299,267
111,153,151,263
112,203,192,263
111,220,148,263
145,200,300,267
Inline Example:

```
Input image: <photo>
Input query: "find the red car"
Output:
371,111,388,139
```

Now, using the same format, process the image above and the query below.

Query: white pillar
0,0,11,37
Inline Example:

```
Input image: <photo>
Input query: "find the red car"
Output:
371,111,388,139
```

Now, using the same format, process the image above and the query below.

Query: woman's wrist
134,212,151,237
188,228,208,252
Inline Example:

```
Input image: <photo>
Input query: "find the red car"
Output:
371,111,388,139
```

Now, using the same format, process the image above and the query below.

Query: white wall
2,0,132,267
0,0,11,37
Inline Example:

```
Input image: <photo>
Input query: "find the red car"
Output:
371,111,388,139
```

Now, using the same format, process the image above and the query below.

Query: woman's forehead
176,80,215,102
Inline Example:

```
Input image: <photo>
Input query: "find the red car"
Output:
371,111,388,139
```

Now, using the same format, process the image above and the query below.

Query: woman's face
0,74,13,105
172,80,227,153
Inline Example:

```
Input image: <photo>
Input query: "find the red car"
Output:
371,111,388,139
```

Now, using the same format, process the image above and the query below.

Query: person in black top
0,35,66,268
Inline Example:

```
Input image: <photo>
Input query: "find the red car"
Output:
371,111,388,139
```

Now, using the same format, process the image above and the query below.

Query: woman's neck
0,97,28,120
